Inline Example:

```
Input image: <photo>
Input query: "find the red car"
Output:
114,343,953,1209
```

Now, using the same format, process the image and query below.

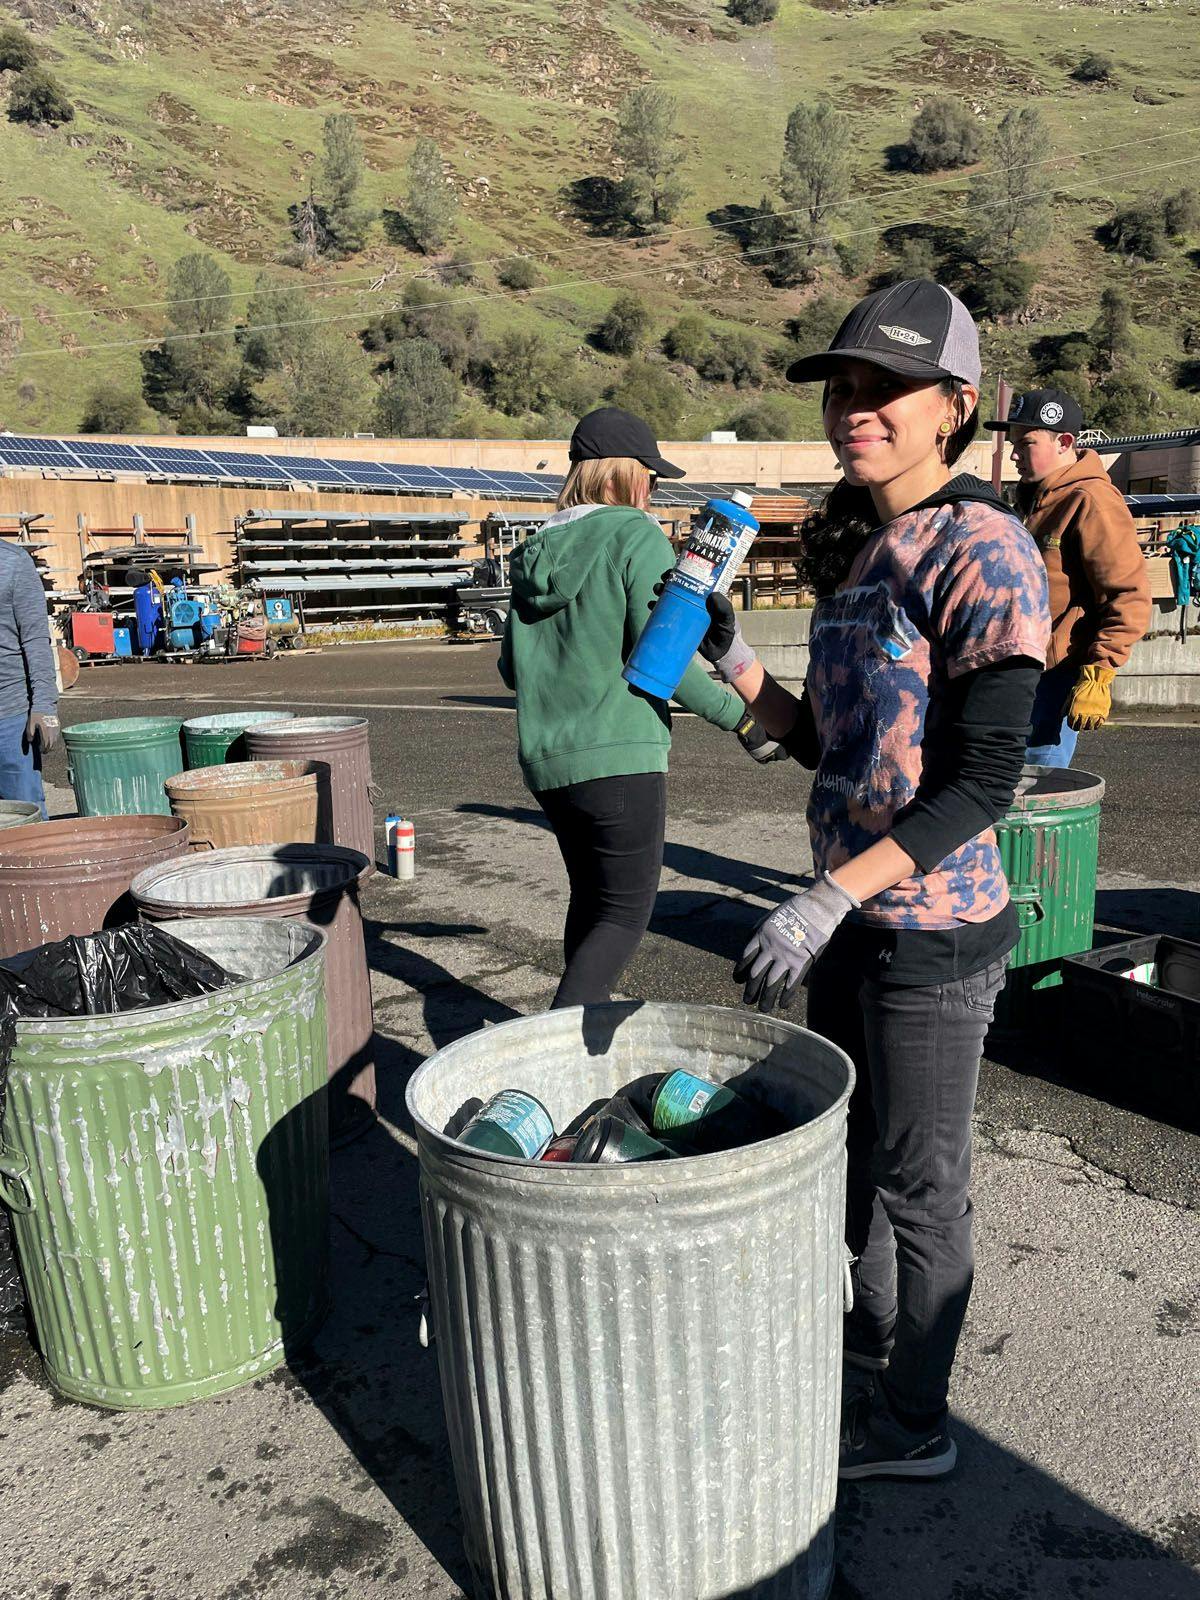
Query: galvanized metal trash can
0,917,330,1409
994,765,1105,1030
165,759,328,851
407,1002,855,1600
182,710,296,769
0,815,191,959
0,801,43,830
63,716,183,817
131,844,376,1143
246,716,377,871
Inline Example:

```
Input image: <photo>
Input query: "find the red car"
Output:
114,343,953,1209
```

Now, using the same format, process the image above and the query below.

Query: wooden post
991,377,1013,492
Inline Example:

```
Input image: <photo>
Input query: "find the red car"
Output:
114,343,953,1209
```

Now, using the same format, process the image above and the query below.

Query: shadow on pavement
1095,886,1200,941
260,918,523,1597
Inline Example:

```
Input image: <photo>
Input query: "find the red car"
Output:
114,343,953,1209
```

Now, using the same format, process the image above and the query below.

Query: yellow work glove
1067,665,1116,732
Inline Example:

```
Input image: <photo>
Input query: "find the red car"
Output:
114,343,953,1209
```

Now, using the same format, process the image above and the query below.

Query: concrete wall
740,603,1200,708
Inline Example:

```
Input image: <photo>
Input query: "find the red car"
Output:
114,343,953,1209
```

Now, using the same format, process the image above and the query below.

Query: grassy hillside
0,0,1198,440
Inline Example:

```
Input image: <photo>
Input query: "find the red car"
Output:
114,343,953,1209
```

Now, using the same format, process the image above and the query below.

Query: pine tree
404,136,456,253
614,87,686,226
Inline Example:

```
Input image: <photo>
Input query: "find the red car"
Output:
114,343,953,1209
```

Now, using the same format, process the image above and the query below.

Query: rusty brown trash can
131,843,376,1142
0,815,190,958
164,760,330,852
245,717,377,872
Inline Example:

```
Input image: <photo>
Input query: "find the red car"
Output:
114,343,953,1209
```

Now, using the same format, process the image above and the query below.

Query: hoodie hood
509,503,641,619
907,472,1011,517
1017,449,1116,515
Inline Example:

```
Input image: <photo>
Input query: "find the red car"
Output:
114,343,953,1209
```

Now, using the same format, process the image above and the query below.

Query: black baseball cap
568,406,685,479
986,387,1084,437
786,279,982,386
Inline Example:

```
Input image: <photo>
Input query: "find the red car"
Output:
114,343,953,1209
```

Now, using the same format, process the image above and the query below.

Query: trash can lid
1008,765,1105,812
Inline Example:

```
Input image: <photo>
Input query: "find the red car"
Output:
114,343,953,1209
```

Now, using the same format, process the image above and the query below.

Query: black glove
700,593,757,682
736,713,789,763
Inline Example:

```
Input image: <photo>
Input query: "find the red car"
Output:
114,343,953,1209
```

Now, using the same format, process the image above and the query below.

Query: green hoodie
498,503,743,791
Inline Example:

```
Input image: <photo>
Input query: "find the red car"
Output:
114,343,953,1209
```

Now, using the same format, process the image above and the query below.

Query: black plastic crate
1061,935,1200,1128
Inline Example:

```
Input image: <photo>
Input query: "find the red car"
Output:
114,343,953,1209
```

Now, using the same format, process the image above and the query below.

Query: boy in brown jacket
987,387,1150,767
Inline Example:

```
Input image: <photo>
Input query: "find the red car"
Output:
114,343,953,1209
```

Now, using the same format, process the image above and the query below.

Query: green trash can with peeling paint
0,917,330,1409
63,716,184,817
182,710,296,769
993,766,1106,1030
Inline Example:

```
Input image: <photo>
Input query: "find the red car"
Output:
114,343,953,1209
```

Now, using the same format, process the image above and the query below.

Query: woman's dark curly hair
797,377,979,599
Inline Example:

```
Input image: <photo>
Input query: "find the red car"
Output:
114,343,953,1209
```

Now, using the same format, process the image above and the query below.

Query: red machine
69,612,115,658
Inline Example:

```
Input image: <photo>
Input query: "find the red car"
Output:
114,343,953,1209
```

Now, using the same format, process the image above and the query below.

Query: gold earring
939,421,953,434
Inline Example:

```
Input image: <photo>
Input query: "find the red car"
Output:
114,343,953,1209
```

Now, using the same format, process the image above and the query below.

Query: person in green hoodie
499,406,744,1007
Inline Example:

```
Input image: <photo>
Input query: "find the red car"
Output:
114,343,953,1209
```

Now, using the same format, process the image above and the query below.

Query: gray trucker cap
786,279,982,387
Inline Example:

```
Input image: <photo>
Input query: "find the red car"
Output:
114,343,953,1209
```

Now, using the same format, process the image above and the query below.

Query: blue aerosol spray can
623,491,760,701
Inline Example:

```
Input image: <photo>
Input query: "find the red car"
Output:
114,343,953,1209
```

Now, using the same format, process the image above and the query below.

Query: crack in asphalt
976,1120,1199,1212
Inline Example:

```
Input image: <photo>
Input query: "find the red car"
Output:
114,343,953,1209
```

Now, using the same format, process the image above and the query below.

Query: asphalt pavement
3,638,1197,1600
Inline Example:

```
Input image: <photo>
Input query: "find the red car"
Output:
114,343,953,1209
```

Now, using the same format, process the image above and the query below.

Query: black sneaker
838,1388,958,1481
843,1309,895,1372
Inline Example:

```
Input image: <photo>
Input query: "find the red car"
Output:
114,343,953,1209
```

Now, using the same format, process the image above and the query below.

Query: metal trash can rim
62,716,183,744
406,999,855,1182
1009,764,1105,812
0,916,326,1039
131,843,370,907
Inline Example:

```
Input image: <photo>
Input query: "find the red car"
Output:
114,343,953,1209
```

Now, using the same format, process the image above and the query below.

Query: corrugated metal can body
994,766,1105,1029
407,1002,854,1600
131,844,375,1142
0,816,191,958
0,917,330,1409
182,711,297,769
63,717,183,817
165,760,328,851
246,717,376,872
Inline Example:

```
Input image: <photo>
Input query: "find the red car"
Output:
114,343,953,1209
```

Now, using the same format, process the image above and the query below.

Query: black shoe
839,1388,957,1481
843,1310,895,1372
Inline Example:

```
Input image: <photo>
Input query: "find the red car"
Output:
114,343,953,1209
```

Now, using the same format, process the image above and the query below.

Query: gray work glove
26,712,59,752
735,872,861,1012
736,713,789,764
700,592,758,684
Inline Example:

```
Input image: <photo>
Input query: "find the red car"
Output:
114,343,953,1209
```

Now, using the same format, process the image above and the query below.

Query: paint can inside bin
387,815,415,879
457,1090,554,1159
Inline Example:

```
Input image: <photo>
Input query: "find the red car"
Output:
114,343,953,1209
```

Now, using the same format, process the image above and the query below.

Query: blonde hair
557,456,651,511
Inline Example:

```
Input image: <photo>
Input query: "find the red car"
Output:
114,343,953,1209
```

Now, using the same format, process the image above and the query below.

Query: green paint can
652,1069,781,1154
571,1116,673,1164
457,1090,554,1159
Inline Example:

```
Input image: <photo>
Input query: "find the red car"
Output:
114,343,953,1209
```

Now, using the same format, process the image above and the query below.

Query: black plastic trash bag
0,924,241,1021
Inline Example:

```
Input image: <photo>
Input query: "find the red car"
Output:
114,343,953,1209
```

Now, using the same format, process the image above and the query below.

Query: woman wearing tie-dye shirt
700,281,1051,1484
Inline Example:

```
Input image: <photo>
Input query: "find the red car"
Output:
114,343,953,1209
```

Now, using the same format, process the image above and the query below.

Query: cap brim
984,419,1012,432
786,346,954,385
645,454,685,479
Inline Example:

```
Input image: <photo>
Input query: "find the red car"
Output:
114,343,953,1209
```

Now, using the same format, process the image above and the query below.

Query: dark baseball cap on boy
568,406,685,478
786,279,982,387
985,387,1084,437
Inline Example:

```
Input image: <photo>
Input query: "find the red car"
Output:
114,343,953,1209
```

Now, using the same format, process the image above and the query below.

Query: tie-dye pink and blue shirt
806,495,1050,930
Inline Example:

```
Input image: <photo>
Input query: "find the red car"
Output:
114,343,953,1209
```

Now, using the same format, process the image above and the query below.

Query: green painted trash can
182,710,296,769
994,766,1106,1030
0,917,330,1409
63,716,184,817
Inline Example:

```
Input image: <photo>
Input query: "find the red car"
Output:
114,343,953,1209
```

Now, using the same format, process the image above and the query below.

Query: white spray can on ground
387,816,415,880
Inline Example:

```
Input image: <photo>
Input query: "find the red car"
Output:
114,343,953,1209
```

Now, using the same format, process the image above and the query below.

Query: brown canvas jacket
1017,449,1151,671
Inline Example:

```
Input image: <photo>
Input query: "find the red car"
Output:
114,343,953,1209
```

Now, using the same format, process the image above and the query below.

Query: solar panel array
0,435,566,503
0,436,799,510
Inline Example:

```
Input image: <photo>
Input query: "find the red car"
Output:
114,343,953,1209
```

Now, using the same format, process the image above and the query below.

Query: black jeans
807,940,1008,1428
535,772,667,1009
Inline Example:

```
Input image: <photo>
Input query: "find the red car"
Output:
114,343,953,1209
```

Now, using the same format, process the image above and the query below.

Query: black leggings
535,772,667,1008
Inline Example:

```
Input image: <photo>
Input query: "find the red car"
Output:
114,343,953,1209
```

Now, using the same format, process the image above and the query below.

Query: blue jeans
0,710,46,818
807,946,1008,1427
1026,661,1078,769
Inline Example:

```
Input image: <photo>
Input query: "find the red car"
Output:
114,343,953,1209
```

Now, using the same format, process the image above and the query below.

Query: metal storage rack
234,508,476,625
0,511,55,594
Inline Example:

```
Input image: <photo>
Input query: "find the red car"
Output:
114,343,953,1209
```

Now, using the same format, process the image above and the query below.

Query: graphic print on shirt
806,499,1050,930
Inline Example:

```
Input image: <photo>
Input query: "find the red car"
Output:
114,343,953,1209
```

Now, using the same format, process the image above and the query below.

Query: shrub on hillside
905,97,980,174
79,385,146,434
662,313,710,368
728,0,779,23
7,65,73,125
726,396,798,441
440,249,476,286
1099,200,1167,260
1090,368,1157,432
697,331,763,388
0,24,38,72
486,331,554,413
965,258,1035,319
1074,52,1115,83
785,294,852,353
497,256,540,291
877,235,940,285
1163,188,1200,237
596,294,651,356
605,359,685,436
